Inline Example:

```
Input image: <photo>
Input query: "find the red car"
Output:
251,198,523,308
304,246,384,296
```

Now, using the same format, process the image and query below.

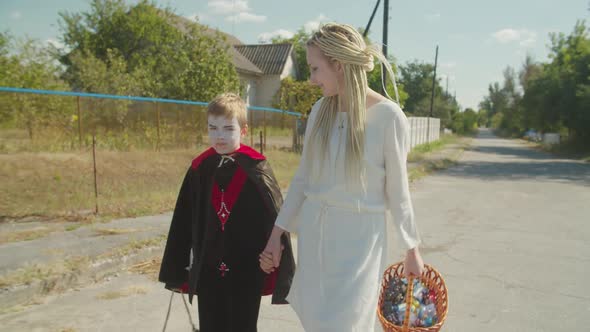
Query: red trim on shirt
191,144,265,170
211,166,248,230
234,144,266,160
261,269,279,296
191,147,217,169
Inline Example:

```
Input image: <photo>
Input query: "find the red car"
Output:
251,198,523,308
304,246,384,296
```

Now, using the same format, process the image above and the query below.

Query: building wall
280,54,297,80
256,74,281,108
238,73,259,106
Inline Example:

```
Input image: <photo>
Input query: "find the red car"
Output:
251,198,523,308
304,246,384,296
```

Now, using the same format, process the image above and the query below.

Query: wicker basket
377,263,448,332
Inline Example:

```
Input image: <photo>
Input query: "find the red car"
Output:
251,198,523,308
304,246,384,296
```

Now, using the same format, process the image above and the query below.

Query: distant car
524,129,542,142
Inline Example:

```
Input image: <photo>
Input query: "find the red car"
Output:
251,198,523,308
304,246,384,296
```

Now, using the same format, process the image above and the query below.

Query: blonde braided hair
305,23,399,189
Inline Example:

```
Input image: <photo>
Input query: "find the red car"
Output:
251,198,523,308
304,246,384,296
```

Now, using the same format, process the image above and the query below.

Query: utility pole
363,0,389,96
381,0,389,95
363,0,381,39
427,45,439,143
429,45,439,118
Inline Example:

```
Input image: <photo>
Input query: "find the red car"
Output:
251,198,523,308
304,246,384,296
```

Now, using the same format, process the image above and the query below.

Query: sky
1,0,589,110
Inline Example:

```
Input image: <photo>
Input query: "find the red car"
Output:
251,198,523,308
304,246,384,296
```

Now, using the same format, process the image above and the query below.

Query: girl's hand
259,251,275,274
259,226,284,273
403,247,425,277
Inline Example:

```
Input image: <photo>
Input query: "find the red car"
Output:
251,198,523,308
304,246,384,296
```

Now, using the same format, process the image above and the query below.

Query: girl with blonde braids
260,22,424,331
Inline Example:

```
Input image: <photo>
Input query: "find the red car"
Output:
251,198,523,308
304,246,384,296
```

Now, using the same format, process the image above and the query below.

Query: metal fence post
259,131,264,155
92,134,99,214
156,102,161,152
263,110,267,150
77,96,83,148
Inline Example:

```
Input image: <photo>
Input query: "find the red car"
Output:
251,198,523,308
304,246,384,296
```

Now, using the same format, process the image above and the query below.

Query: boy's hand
259,226,285,273
259,251,275,273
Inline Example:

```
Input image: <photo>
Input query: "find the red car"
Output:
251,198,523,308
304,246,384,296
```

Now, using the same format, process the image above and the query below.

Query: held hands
259,226,284,274
403,247,425,277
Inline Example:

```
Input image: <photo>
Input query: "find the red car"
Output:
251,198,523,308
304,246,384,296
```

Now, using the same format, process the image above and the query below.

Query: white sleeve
274,100,320,233
384,105,421,250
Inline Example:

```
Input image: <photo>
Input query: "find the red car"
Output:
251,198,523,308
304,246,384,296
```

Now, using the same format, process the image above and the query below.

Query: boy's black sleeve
158,167,195,290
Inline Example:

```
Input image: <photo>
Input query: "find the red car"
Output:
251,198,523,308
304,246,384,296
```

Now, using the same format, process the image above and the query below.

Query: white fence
408,117,440,149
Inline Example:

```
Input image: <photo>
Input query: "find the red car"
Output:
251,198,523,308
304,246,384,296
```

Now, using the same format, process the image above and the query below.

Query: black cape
158,144,295,304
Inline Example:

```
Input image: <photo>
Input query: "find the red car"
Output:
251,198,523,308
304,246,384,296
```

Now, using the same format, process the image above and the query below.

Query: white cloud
11,11,22,19
258,29,294,43
208,0,250,14
226,12,266,23
492,28,536,48
208,0,266,24
304,14,330,33
425,13,441,21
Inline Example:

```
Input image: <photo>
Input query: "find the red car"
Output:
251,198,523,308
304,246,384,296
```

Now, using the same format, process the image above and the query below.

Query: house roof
230,48,263,75
233,44,294,75
167,14,263,75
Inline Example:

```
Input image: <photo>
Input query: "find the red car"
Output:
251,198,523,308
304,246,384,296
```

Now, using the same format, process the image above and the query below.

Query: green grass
408,134,460,162
409,158,459,182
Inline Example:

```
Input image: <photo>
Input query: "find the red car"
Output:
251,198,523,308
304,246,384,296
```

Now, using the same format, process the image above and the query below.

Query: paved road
406,128,590,331
1,129,589,331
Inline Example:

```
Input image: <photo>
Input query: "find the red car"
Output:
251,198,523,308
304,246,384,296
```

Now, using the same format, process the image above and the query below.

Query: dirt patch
95,285,148,300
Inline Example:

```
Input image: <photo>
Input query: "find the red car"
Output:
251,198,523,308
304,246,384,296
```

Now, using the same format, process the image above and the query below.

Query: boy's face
208,115,247,154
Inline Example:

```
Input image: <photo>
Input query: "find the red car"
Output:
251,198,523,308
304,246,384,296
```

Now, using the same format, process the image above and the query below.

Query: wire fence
0,87,439,220
0,87,303,153
0,87,303,220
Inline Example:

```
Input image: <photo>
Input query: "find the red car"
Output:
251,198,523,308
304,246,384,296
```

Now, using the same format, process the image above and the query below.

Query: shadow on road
443,129,590,185
444,159,590,184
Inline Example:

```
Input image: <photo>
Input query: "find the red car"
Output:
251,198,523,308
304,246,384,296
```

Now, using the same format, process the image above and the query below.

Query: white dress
275,98,421,332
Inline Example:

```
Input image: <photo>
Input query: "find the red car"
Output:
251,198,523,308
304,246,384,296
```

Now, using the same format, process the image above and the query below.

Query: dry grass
99,235,167,259
264,148,301,189
0,147,301,221
0,235,165,288
129,257,162,281
0,227,55,244
93,228,138,236
95,286,148,300
0,256,90,289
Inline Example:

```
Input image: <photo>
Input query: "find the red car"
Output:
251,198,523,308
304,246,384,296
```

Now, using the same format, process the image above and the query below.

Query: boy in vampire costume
158,93,295,332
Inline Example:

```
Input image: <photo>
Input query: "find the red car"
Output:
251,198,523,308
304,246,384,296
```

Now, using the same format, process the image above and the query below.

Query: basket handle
402,275,415,332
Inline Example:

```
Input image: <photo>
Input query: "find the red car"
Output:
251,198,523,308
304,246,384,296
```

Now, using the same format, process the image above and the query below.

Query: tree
0,35,72,138
477,109,488,127
398,60,435,114
273,77,322,117
271,28,311,81
499,66,524,134
482,20,590,145
367,56,409,107
58,0,239,101
546,21,590,141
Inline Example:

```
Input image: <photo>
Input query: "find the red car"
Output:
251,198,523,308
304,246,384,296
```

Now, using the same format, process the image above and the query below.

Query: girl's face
207,115,247,154
307,45,343,97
